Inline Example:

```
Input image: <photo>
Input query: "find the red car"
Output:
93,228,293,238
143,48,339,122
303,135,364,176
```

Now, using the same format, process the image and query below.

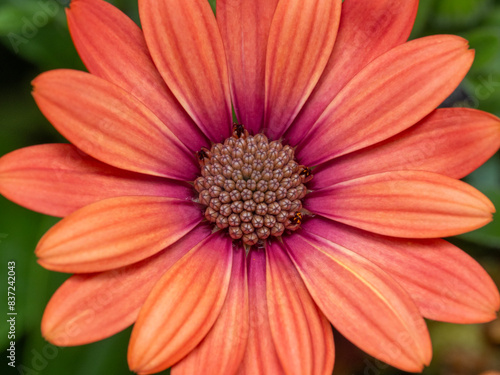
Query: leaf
409,0,435,39
461,26,500,72
432,0,494,29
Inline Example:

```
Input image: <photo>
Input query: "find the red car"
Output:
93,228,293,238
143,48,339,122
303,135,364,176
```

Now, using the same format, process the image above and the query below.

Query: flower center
194,124,312,247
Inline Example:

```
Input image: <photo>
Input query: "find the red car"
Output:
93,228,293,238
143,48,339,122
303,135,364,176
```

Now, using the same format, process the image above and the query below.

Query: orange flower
1,0,499,374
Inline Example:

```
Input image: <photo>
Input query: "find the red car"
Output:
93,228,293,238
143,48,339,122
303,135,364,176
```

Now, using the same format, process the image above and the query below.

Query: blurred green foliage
0,0,499,375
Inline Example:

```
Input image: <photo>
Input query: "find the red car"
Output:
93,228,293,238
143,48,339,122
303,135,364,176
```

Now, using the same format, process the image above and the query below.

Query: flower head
1,0,499,374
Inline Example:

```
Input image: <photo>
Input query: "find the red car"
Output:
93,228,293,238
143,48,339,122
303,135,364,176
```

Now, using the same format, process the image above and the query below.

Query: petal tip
397,356,430,374
448,34,471,47
40,316,70,347
492,289,500,312
36,257,59,273
35,238,52,259
36,253,81,274
127,348,154,375
31,72,46,87
41,332,62,347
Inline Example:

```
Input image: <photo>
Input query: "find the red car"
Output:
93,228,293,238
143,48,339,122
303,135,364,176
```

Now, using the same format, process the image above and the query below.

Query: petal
303,217,500,324
296,35,474,166
66,0,208,151
171,247,248,375
128,233,233,374
236,250,284,375
285,232,432,372
286,0,418,144
139,0,232,143
41,224,211,346
0,144,192,217
264,0,342,139
36,196,202,273
312,108,500,189
32,69,196,180
306,171,495,238
266,241,334,375
216,0,279,134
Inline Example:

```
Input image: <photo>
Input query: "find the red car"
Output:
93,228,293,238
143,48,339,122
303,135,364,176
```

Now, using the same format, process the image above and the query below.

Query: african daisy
0,0,499,374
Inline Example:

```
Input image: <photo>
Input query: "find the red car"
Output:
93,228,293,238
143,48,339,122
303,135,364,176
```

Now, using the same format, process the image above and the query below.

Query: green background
0,0,499,374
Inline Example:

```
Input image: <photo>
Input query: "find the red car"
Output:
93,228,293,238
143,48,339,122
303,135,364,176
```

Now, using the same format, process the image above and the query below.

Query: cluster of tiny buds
193,124,313,247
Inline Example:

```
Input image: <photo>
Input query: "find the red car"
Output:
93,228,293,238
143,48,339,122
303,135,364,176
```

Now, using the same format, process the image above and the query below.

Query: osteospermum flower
1,0,500,373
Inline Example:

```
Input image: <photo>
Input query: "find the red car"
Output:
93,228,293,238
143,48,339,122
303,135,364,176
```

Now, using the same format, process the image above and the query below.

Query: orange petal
236,250,284,375
216,0,279,134
303,217,500,324
128,233,233,374
139,0,232,143
264,0,342,139
296,35,474,166
286,0,418,144
42,224,211,346
306,171,495,238
171,247,248,375
36,196,202,273
66,0,208,151
312,108,500,188
33,70,197,180
266,241,334,375
285,233,432,373
0,144,192,217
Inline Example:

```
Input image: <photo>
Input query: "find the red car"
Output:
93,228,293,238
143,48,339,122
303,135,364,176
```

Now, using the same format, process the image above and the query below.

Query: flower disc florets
194,125,312,247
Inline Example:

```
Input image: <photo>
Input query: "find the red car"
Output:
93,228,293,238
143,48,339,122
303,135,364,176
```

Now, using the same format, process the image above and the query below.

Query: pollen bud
299,166,313,183
196,148,210,167
194,128,312,246
232,122,249,139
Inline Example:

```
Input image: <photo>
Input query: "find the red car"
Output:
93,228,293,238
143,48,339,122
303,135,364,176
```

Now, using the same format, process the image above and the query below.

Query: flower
1,0,499,373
